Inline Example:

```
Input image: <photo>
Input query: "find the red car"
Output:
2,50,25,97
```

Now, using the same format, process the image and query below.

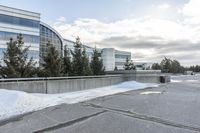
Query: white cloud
180,0,200,24
54,17,200,44
57,16,66,22
52,0,200,66
157,4,170,9
181,0,200,17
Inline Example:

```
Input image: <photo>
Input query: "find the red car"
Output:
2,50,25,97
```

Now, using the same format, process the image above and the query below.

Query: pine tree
91,47,105,75
42,41,63,77
0,34,36,78
82,48,92,76
171,60,181,73
114,66,118,71
71,37,83,76
152,63,161,70
160,57,172,73
159,57,185,73
190,65,200,72
63,46,72,76
124,56,131,70
130,62,136,70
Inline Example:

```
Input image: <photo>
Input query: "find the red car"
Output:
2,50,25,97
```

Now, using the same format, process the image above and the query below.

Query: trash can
160,76,165,83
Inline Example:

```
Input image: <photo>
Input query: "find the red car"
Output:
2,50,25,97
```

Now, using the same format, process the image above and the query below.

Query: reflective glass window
0,31,39,44
0,14,39,28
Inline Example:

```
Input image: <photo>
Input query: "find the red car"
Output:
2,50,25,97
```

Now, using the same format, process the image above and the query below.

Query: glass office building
0,5,132,71
0,5,63,66
63,39,94,62
101,48,132,71
0,5,40,66
40,22,63,59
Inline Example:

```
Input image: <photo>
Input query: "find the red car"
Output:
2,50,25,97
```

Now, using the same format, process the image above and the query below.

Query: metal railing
0,75,123,82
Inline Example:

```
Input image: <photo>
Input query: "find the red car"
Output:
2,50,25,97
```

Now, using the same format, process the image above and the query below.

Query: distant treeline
152,57,200,73
187,65,200,72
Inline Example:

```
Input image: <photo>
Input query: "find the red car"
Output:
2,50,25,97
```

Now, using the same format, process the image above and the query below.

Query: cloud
181,0,200,17
57,16,67,22
98,36,200,65
54,17,200,43
53,0,200,66
157,4,170,9
180,0,200,24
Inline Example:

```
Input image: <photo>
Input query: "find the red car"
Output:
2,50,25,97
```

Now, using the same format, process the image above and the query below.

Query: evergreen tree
82,48,92,76
171,60,181,73
159,57,185,73
130,62,136,70
42,42,63,77
152,63,161,70
114,66,118,71
63,46,72,76
0,34,36,78
160,57,172,73
189,65,200,72
124,56,131,70
71,37,83,76
91,47,105,75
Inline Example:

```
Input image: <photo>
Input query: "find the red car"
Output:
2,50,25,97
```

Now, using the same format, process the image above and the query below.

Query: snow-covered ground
171,74,200,83
0,81,158,121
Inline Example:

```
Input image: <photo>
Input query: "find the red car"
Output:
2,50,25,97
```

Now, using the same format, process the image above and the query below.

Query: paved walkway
0,78,200,133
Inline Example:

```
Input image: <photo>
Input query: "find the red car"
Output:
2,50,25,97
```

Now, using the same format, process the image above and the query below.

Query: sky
0,0,200,66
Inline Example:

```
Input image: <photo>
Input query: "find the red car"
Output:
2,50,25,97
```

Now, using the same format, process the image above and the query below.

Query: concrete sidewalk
1,80,200,133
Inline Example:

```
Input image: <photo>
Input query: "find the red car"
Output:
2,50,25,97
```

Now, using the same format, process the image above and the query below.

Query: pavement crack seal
32,110,107,133
86,103,200,132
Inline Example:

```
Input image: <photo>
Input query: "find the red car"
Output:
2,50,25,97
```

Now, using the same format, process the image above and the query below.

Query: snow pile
0,90,52,120
0,81,158,120
171,79,182,83
171,75,200,83
140,91,162,95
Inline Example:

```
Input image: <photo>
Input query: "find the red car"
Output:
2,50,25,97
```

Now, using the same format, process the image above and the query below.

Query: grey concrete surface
46,112,198,133
0,104,104,133
1,75,198,133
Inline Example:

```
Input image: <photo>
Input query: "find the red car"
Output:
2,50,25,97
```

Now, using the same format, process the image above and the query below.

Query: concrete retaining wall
0,80,47,93
0,75,124,94
46,76,124,94
0,70,170,94
107,70,170,83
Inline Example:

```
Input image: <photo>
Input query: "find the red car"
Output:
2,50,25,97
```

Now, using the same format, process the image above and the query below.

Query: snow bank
171,74,200,83
140,91,162,95
0,90,53,120
0,81,158,120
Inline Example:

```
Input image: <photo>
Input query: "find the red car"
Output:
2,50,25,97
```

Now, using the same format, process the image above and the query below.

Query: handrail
0,75,123,82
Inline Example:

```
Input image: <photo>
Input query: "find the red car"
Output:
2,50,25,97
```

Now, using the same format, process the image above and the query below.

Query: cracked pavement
0,76,200,133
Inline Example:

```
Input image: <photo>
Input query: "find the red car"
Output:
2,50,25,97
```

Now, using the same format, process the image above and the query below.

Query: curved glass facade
0,31,40,61
0,31,39,44
0,14,39,28
40,24,62,57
